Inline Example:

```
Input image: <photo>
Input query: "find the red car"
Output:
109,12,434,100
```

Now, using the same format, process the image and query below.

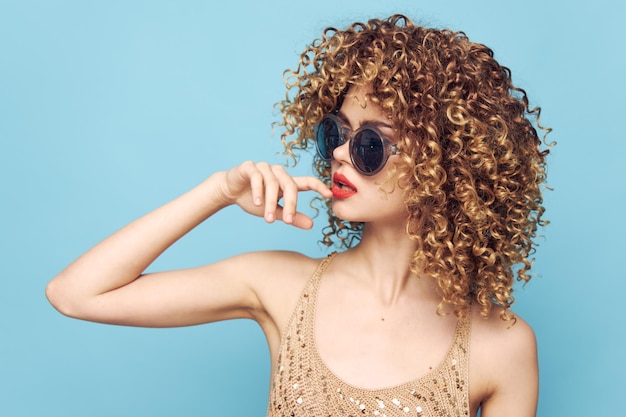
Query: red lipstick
332,172,357,199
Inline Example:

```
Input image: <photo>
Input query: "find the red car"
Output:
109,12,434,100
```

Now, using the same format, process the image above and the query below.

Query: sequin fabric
267,254,471,417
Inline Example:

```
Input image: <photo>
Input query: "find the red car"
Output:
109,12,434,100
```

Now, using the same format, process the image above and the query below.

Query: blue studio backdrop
1,1,624,416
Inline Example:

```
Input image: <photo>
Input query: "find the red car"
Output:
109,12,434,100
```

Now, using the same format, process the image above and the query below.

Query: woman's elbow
45,277,79,318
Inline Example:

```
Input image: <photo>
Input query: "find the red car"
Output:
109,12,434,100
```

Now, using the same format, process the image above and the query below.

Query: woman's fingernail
254,197,262,205
266,212,274,222
284,214,293,223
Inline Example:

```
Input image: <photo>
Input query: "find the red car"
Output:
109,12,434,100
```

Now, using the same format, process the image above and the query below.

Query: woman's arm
45,161,332,327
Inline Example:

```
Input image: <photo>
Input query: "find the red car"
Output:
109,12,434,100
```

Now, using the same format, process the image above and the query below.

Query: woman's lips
332,172,357,198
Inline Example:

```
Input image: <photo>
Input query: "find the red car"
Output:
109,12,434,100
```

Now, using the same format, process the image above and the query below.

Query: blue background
1,0,624,415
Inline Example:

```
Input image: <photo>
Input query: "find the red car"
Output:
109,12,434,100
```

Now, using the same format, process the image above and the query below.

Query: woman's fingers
247,163,265,207
271,165,299,224
275,206,313,229
274,175,333,229
229,161,331,228
254,163,280,222
293,175,334,198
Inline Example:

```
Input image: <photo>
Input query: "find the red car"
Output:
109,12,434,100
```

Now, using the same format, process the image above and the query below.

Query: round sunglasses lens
352,129,385,174
317,118,341,160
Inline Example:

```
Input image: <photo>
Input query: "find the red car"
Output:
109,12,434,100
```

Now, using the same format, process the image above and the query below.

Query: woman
46,14,550,417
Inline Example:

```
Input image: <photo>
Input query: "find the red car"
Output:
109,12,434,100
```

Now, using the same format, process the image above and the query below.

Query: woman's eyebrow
336,111,394,130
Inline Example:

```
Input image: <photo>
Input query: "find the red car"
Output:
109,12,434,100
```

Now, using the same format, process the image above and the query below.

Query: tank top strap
299,252,336,302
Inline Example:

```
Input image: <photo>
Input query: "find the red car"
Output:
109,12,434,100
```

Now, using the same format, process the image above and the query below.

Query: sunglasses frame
314,113,399,176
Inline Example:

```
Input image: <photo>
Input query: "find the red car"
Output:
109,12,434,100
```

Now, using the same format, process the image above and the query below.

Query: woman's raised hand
221,161,332,230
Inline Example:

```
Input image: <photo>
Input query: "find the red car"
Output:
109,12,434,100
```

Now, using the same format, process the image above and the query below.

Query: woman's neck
339,223,435,306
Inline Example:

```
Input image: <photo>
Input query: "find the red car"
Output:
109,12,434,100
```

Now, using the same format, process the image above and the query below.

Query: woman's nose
332,136,351,164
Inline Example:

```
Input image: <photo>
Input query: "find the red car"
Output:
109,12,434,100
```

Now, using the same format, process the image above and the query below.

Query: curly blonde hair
277,14,551,321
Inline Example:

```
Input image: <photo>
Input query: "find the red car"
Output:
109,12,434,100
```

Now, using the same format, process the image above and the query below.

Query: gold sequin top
267,254,471,417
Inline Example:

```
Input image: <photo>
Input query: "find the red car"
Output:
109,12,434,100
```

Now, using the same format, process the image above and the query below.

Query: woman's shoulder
229,249,325,277
470,306,537,360
218,250,325,301
232,250,327,337
469,305,538,409
470,305,536,343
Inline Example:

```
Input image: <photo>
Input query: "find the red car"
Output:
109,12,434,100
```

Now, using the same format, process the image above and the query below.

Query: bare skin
46,86,538,417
